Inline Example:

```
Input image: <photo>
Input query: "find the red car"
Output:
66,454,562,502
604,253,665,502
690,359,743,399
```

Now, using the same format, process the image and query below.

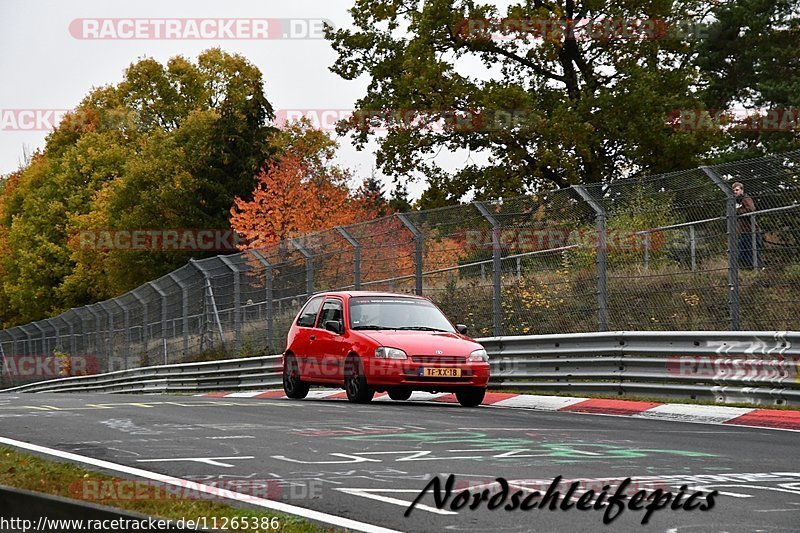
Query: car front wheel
456,387,486,407
283,354,310,399
387,388,412,401
344,356,375,403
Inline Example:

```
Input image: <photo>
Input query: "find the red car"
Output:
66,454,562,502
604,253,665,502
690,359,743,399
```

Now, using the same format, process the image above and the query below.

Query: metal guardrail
3,332,798,405
0,355,282,394
482,331,800,405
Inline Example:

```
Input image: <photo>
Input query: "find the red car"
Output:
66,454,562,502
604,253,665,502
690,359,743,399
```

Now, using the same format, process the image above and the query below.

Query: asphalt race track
1,392,798,532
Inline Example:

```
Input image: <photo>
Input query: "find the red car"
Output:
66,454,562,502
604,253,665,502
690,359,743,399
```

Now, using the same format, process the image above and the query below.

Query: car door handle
309,335,316,341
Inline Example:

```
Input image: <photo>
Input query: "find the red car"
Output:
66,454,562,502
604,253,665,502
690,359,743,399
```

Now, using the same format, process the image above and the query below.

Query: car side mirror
455,324,468,335
324,320,343,335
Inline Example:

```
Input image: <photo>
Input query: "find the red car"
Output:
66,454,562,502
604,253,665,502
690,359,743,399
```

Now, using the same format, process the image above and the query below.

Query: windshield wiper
392,326,451,332
351,325,393,330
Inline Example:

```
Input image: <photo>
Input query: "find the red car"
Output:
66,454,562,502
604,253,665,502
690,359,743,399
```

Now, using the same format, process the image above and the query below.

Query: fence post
167,273,190,358
689,225,697,271
643,233,650,272
31,322,47,358
396,213,423,295
9,327,25,358
117,300,131,364
289,238,315,298
250,250,274,351
751,215,759,271
572,186,609,331
99,301,116,361
702,166,740,330
0,331,11,387
85,305,102,359
335,226,361,290
76,308,92,357
131,291,149,358
218,257,242,354
190,260,226,353
474,202,502,337
148,281,169,363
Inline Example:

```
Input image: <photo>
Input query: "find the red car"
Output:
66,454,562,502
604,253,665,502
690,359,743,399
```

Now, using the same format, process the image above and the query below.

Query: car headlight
468,348,489,362
375,347,408,360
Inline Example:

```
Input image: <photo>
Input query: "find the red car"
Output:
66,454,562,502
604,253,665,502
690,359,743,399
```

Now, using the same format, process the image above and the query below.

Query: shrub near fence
1,151,800,388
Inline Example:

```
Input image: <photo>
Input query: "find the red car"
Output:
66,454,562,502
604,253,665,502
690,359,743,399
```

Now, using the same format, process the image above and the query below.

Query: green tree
696,0,800,159
0,49,276,326
326,0,723,204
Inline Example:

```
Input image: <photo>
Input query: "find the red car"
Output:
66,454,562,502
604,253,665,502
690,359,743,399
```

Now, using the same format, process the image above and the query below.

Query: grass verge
0,446,332,532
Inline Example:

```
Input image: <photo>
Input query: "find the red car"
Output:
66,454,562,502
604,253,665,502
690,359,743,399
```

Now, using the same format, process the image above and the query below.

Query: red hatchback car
282,291,490,407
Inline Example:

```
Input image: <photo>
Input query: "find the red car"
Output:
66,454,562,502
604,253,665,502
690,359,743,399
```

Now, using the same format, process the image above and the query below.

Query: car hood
359,330,482,356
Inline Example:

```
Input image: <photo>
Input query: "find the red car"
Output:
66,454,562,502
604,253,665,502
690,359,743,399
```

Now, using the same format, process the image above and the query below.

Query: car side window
296,296,324,327
318,299,343,327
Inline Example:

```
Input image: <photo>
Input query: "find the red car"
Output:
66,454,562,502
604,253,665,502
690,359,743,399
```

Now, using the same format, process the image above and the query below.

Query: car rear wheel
387,388,412,401
456,387,486,407
344,356,374,403
283,354,310,399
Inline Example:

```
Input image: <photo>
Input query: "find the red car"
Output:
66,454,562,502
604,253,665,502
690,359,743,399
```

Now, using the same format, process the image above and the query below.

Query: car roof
311,291,426,299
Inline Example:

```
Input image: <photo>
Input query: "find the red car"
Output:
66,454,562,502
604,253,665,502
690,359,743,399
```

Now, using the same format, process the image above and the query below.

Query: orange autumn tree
230,152,380,248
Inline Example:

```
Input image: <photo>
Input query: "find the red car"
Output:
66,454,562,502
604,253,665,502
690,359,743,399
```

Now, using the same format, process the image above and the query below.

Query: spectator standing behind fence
732,182,764,270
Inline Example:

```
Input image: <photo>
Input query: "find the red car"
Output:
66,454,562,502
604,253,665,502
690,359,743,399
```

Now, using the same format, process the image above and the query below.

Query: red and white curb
197,390,800,431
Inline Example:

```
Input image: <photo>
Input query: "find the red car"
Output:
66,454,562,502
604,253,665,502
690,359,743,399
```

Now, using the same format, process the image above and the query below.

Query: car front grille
411,355,466,364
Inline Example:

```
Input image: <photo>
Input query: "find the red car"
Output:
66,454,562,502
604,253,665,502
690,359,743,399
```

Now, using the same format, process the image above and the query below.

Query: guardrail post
572,186,609,331
148,281,169,362
395,213,423,295
689,225,697,271
702,166,740,330
167,273,190,358
335,226,361,290
218,257,242,354
289,238,315,298
250,251,274,351
475,202,502,337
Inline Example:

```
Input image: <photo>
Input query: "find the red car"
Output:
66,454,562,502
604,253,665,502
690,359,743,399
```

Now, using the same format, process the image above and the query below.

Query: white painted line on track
0,436,402,533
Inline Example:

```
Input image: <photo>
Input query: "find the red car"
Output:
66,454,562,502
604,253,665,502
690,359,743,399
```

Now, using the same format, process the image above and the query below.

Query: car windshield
349,296,456,333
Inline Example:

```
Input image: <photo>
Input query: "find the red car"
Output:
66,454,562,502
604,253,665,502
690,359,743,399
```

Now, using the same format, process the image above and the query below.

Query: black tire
456,388,486,407
387,388,412,401
283,354,310,399
344,356,375,403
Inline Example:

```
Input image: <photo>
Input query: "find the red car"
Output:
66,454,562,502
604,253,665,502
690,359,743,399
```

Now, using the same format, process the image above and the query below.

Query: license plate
420,367,461,377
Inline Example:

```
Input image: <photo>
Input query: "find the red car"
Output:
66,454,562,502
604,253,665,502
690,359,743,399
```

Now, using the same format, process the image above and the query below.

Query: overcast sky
0,0,487,200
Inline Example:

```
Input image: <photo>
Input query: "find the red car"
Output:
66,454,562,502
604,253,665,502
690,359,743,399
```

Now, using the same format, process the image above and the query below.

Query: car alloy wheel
344,356,375,403
283,354,310,399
